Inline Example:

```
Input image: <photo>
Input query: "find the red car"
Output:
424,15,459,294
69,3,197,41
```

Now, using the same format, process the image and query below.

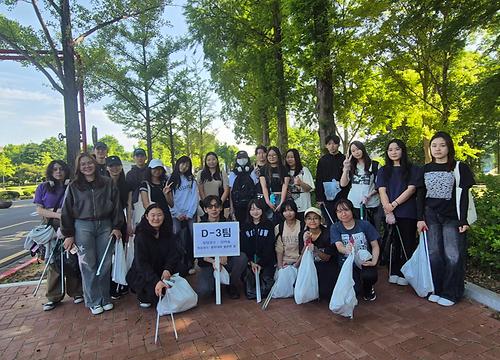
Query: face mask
237,158,248,166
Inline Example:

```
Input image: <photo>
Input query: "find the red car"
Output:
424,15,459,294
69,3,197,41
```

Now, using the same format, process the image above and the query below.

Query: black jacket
126,165,148,203
315,152,347,202
126,222,180,288
61,177,123,237
240,219,276,267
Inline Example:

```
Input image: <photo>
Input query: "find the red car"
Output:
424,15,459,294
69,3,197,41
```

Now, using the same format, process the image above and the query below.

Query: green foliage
287,126,320,176
88,135,130,161
468,175,500,273
0,152,15,183
0,190,20,201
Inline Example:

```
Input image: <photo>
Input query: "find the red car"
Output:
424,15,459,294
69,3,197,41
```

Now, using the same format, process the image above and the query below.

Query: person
275,200,303,269
34,160,83,311
196,196,247,299
340,141,381,229
416,131,475,307
93,141,108,177
169,156,199,275
285,149,315,220
126,148,148,232
229,150,258,223
240,199,276,299
139,159,173,231
254,145,267,199
197,152,230,218
61,153,123,315
106,156,131,299
126,204,180,308
259,146,290,224
376,139,419,286
315,135,347,226
298,207,338,300
332,199,380,301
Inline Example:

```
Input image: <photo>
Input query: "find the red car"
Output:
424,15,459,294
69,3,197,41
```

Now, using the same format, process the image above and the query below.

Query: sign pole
215,256,221,305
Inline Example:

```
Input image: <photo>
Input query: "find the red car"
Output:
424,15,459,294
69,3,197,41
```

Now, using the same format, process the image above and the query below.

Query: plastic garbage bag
125,235,135,271
401,232,434,297
272,265,297,299
329,252,357,318
354,249,372,269
157,274,198,315
294,249,319,304
112,240,128,285
213,265,230,285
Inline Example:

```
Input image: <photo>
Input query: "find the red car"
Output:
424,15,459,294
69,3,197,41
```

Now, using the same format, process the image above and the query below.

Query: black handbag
52,239,81,278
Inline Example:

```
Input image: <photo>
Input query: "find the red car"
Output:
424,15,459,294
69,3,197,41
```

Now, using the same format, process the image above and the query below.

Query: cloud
0,87,59,103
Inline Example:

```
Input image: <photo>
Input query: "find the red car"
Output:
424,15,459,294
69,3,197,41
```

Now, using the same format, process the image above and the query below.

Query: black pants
315,260,339,300
388,218,417,277
353,265,378,297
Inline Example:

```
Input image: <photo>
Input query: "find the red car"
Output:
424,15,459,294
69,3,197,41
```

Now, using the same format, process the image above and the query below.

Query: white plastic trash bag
213,265,230,285
125,235,135,271
354,249,372,269
294,249,319,304
401,232,434,297
157,274,198,315
272,266,297,299
330,252,357,318
112,240,128,285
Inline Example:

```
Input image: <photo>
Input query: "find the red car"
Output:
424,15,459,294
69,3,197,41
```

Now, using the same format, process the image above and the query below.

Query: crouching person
196,196,247,299
126,204,180,308
332,199,380,301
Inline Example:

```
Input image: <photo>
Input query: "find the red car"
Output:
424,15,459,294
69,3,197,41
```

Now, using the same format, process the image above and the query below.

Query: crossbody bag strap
47,185,67,228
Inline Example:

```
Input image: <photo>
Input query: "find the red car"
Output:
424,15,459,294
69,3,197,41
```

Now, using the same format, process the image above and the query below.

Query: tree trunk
261,108,270,146
61,0,80,169
168,116,175,168
272,0,288,153
317,75,335,147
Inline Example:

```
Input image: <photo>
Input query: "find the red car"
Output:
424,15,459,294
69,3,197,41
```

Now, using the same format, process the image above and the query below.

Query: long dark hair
169,156,194,190
246,198,266,224
279,198,298,216
383,139,411,183
348,141,373,177
72,153,105,190
430,131,456,171
145,165,167,185
135,203,172,237
265,146,287,182
200,152,222,182
285,149,303,176
45,160,70,193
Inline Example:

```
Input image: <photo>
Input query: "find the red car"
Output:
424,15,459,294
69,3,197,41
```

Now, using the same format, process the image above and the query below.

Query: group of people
33,130,475,315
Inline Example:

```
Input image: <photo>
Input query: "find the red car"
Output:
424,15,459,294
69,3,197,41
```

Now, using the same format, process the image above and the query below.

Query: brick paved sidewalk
0,274,498,360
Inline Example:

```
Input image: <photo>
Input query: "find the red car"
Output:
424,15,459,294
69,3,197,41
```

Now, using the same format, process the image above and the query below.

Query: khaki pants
45,263,83,303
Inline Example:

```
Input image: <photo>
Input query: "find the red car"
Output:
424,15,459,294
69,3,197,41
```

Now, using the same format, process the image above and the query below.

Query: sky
0,1,246,152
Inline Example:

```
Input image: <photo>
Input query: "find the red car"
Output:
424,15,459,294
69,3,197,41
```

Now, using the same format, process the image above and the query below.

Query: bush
0,190,20,201
468,175,500,274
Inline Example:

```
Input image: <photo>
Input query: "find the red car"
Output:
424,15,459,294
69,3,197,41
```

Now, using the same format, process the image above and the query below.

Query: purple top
33,182,66,209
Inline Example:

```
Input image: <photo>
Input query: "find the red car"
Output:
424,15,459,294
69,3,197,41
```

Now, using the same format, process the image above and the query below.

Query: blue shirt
330,219,380,263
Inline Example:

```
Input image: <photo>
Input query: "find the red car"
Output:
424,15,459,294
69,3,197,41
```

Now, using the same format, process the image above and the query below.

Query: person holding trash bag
416,131,475,307
34,160,83,311
61,153,123,315
376,139,420,286
126,203,180,308
196,196,247,299
332,199,380,301
297,207,338,300
240,199,276,299
275,199,304,269
106,156,131,299
340,141,381,230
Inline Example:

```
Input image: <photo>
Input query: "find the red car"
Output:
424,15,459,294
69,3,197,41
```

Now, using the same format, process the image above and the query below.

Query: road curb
465,281,500,312
0,257,38,281
0,279,44,288
0,250,29,268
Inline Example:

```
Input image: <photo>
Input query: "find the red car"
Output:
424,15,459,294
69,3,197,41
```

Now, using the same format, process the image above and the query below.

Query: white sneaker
396,277,409,286
139,302,152,308
73,296,84,304
102,303,114,311
389,275,399,284
437,298,455,307
428,294,440,303
90,305,104,315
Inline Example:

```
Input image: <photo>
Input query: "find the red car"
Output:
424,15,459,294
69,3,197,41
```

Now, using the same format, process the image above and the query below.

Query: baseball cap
94,141,108,150
106,156,122,167
133,148,146,157
148,159,165,169
236,150,249,159
304,207,323,219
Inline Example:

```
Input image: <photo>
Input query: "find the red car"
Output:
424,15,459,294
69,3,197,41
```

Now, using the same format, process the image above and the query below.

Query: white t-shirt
347,163,380,209
288,167,315,213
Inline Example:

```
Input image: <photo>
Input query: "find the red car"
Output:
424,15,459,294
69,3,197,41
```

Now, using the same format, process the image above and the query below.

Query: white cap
148,159,165,169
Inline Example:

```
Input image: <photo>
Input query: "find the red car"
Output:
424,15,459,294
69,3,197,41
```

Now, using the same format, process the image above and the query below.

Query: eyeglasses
206,204,220,209
305,216,321,221
336,209,351,214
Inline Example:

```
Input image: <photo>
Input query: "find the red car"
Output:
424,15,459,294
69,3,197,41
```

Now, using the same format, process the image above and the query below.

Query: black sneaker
363,288,377,301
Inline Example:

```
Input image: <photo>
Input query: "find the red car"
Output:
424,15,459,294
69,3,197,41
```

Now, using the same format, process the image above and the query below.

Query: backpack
231,172,257,207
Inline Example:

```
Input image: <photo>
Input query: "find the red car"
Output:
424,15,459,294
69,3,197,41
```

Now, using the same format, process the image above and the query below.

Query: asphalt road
0,199,39,265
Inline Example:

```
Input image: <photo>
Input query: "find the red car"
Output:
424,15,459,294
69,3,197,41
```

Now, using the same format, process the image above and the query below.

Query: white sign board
193,222,240,258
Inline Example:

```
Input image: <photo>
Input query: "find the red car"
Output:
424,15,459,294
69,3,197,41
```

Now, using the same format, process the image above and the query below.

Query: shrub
0,190,20,201
468,175,500,274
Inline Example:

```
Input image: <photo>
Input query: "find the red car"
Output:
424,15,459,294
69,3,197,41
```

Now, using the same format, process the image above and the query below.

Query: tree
0,152,15,186
0,0,163,168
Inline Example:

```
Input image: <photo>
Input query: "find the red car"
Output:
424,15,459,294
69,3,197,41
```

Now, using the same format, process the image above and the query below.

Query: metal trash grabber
155,285,178,344
96,235,116,276
320,203,335,225
155,293,162,344
261,279,278,310
388,224,409,281
60,244,64,295
165,289,178,340
255,268,262,303
33,243,57,297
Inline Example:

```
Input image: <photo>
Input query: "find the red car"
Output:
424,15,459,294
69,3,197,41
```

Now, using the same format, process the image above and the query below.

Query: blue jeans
172,218,194,270
425,206,466,302
74,219,113,308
